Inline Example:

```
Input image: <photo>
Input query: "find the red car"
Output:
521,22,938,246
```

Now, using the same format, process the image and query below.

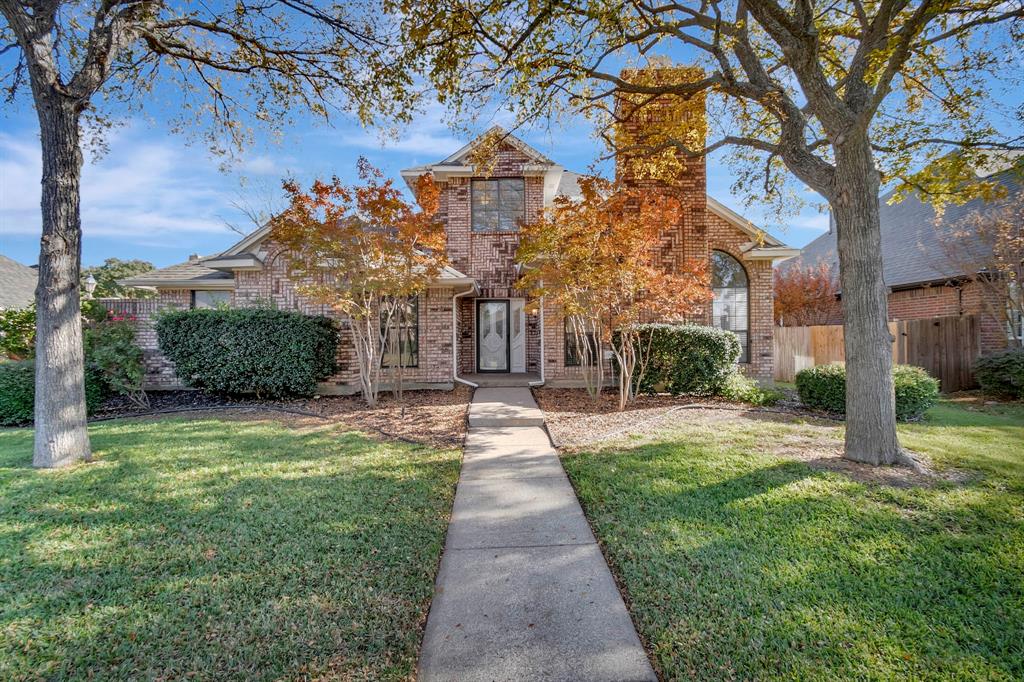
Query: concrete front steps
417,387,656,682
466,387,545,427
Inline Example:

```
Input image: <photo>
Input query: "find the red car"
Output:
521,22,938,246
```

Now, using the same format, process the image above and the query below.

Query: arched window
711,250,750,363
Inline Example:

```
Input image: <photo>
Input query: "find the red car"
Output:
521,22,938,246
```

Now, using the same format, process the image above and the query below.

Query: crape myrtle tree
517,174,711,409
1,0,419,467
397,0,1024,465
270,160,446,407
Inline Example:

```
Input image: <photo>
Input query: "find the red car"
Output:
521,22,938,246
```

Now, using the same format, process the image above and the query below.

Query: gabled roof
437,125,555,167
400,126,565,203
0,255,38,309
707,196,787,248
788,164,1022,288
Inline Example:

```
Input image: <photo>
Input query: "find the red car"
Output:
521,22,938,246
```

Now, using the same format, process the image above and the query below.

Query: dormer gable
401,126,570,207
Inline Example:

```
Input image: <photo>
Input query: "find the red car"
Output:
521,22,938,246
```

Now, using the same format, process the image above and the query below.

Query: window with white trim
711,250,750,363
471,178,525,232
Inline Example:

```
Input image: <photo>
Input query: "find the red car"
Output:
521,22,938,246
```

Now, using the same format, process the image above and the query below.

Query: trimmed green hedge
156,308,338,397
0,361,105,426
795,363,940,421
974,349,1024,399
635,323,741,396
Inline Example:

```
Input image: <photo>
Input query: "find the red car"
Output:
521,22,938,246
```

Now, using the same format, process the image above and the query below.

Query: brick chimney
614,64,709,268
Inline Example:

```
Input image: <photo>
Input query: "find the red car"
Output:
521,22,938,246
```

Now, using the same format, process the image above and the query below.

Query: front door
477,300,510,372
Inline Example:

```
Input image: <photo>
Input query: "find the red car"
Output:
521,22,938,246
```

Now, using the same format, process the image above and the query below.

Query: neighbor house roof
0,255,38,309
789,164,1022,289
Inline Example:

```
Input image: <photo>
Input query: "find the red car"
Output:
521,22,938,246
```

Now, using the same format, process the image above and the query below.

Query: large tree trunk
33,95,92,468
831,138,903,465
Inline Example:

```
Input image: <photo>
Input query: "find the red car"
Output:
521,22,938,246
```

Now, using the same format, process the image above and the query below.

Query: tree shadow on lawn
0,418,460,681
563,442,1024,681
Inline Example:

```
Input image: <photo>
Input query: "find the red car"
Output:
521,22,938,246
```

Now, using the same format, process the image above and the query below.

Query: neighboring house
790,164,1022,354
0,255,38,309
120,126,797,393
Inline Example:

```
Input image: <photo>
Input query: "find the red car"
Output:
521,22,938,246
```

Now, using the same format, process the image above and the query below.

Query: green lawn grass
562,400,1024,680
0,417,460,680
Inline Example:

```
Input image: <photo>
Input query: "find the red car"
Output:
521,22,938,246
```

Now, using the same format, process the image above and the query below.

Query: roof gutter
116,278,235,291
452,285,479,389
529,294,545,387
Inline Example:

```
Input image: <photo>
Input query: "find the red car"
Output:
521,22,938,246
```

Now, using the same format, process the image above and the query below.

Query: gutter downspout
453,285,478,389
529,294,546,387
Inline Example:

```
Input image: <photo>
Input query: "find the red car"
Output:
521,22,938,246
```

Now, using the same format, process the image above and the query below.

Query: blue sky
0,99,832,270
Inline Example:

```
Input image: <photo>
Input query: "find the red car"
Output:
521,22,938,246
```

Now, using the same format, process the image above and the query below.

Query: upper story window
711,250,750,363
472,178,525,233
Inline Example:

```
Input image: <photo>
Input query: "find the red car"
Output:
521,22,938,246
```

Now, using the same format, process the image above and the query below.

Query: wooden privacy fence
773,315,980,392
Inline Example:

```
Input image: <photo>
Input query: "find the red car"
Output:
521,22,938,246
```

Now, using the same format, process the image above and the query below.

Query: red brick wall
234,244,455,388
536,67,774,382
98,292,192,390
119,243,456,392
888,282,1010,354
438,142,544,374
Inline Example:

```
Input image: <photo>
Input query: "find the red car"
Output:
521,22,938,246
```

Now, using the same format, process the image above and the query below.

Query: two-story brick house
119,125,797,393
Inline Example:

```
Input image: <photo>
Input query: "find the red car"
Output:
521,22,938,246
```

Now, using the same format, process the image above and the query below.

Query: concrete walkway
418,387,656,682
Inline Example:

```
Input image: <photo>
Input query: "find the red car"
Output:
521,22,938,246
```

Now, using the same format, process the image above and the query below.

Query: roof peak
404,125,556,174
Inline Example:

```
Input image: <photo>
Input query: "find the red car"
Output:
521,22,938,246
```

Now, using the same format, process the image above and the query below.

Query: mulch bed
534,388,956,488
534,388,828,448
93,386,473,449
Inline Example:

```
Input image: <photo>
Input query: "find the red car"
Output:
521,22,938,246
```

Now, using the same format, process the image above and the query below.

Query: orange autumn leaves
270,158,446,315
269,159,446,406
517,175,710,341
517,175,711,408
773,262,842,327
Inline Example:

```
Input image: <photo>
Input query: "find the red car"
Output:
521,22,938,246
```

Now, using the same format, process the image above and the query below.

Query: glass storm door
477,300,510,372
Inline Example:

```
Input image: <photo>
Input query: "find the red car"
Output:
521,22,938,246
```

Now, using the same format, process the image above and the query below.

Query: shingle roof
118,258,233,288
0,255,38,309
787,166,1022,288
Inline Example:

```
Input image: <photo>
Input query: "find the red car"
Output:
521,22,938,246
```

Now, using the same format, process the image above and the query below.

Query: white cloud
794,212,831,232
337,107,464,158
241,154,279,175
0,126,237,242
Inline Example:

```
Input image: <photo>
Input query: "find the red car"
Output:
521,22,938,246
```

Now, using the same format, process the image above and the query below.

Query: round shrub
635,323,741,396
974,349,1024,399
0,360,105,426
156,307,338,398
892,365,941,420
795,363,939,420
795,363,847,413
